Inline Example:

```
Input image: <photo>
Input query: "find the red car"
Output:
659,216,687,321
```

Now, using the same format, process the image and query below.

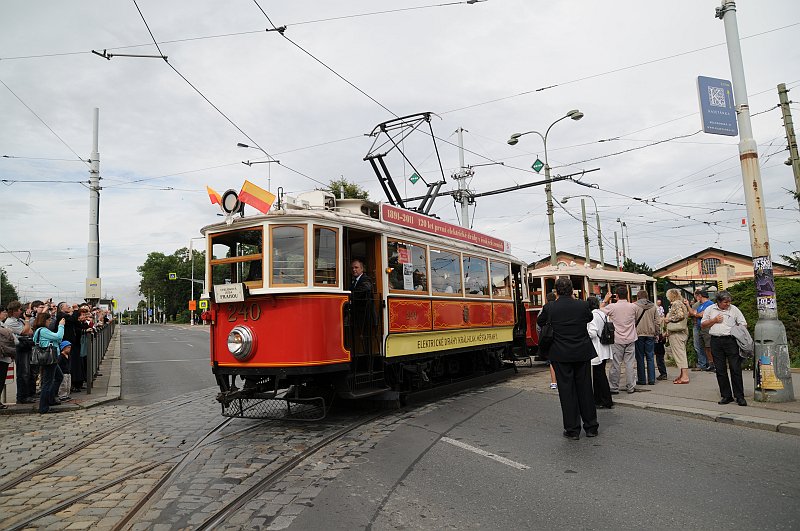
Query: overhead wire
440,21,800,115
0,78,90,168
251,0,398,119
129,0,330,188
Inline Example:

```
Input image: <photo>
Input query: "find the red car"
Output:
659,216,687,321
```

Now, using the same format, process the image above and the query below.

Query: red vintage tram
201,191,532,418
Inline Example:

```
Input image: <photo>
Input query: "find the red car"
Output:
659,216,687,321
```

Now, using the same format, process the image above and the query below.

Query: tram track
4,371,516,530
195,412,385,530
0,394,210,494
5,417,272,531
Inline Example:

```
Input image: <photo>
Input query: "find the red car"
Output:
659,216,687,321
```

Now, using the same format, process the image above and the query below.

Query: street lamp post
561,195,604,266
189,237,204,326
508,110,584,266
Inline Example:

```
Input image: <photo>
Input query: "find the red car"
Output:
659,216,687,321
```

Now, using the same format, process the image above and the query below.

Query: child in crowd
58,340,72,401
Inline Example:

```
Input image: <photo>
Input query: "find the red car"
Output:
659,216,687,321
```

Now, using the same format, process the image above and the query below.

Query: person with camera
32,311,65,414
2,300,36,404
602,286,639,394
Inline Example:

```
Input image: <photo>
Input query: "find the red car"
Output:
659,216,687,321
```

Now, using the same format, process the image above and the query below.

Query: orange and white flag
207,185,222,205
239,180,276,214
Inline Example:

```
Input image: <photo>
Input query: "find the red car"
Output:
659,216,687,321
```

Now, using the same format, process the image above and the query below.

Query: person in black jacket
537,277,599,440
349,258,376,356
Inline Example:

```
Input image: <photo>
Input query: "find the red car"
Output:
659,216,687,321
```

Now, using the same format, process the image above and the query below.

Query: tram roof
529,265,656,283
200,201,526,265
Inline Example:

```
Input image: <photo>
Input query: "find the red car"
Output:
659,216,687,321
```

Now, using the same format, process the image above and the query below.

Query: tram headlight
227,325,255,361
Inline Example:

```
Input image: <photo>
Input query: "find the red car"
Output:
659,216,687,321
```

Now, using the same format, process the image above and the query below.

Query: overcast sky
2,0,799,310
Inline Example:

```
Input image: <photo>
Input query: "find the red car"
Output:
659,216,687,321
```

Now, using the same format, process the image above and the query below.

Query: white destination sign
214,283,245,303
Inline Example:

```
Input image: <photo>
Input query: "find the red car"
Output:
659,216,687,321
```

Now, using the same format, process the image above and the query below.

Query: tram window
387,240,428,292
490,261,511,298
463,255,489,296
313,226,338,286
271,225,307,286
430,249,462,295
209,228,263,287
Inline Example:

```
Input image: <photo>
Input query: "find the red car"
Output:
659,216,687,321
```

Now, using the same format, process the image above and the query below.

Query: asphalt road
294,382,800,530
120,324,215,405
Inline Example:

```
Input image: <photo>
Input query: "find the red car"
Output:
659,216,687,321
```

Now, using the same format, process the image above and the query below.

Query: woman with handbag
587,297,614,409
32,311,65,414
664,289,690,384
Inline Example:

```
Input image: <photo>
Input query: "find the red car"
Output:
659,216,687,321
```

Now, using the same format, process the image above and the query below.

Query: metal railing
84,322,115,394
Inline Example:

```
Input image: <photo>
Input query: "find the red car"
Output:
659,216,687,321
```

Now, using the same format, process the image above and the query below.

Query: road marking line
441,437,529,470
125,359,208,364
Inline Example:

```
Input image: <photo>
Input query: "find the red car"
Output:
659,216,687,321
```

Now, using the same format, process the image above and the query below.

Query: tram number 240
227,302,262,322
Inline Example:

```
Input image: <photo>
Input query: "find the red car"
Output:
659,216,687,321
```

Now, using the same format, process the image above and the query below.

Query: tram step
339,385,392,400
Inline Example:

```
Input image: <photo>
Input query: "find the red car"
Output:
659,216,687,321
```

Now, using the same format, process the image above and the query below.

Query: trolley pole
778,83,800,210
717,1,793,401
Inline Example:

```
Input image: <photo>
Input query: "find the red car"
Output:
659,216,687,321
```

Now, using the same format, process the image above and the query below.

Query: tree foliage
326,178,369,200
726,277,800,367
780,251,800,270
136,247,206,321
622,258,654,276
1,268,19,306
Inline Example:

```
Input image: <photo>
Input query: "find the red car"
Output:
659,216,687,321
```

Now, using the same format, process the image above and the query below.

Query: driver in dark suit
537,277,599,440
349,258,375,355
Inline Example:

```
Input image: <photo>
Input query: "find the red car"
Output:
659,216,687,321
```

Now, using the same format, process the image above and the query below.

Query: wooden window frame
387,239,429,295
490,260,512,299
269,224,308,287
429,247,463,297
462,254,490,298
208,227,264,288
313,225,339,287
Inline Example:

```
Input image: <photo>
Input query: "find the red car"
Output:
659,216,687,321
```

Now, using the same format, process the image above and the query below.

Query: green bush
726,278,800,367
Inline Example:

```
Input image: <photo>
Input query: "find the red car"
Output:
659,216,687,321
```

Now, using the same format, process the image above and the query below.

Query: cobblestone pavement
0,382,482,530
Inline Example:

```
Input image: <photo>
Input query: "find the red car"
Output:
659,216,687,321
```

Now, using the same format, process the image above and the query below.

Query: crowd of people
0,299,112,413
538,282,749,440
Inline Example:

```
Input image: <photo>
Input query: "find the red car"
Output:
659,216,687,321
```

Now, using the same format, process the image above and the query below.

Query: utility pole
614,231,620,271
453,127,474,228
189,239,195,326
778,83,800,209
580,198,590,264
86,108,101,304
595,208,605,266
625,224,631,260
717,1,793,401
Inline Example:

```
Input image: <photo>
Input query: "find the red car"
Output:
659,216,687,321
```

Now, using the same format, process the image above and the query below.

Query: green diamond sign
409,172,420,184
531,159,544,173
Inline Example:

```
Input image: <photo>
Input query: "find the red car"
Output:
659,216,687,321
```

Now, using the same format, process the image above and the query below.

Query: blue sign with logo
697,76,738,136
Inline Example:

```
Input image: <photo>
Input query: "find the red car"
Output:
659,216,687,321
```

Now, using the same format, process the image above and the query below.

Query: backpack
599,314,615,345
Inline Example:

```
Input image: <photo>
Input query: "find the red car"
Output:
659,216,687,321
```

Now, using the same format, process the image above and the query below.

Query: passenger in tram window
413,269,427,291
538,278,598,440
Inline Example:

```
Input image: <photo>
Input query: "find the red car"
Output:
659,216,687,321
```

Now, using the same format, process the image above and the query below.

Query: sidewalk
0,327,121,415
521,361,800,436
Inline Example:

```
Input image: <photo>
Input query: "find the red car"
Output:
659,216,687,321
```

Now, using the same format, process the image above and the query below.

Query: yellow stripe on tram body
385,327,513,358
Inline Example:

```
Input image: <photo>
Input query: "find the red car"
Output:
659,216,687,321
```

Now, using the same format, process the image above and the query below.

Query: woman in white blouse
587,297,614,409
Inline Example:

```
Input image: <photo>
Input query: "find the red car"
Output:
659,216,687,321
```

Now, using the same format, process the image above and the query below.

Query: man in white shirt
701,291,748,406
